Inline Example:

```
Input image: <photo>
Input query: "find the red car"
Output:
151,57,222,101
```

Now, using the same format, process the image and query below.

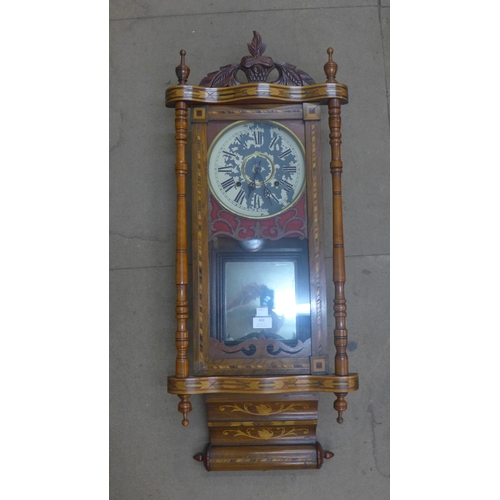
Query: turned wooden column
174,50,192,425
325,48,349,423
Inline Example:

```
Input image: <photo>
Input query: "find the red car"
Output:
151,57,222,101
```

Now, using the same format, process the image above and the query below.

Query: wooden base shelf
193,393,334,471
167,373,359,395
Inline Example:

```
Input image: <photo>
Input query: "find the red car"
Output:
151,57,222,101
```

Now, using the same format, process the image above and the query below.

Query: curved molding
165,82,348,107
167,373,359,395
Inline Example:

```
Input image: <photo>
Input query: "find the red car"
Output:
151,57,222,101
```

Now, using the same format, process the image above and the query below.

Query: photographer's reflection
225,282,285,339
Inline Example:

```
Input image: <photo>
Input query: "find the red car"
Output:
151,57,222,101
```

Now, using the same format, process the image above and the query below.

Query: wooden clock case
165,32,358,471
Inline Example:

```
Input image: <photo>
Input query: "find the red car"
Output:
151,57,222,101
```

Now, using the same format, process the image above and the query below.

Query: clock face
208,121,305,218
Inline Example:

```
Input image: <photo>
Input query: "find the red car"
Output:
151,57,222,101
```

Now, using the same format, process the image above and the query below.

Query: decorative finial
324,47,338,83
334,393,347,424
181,405,190,425
240,31,274,79
199,31,315,87
175,49,190,85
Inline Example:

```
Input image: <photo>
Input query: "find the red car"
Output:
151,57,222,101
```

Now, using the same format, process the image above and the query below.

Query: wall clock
165,31,358,471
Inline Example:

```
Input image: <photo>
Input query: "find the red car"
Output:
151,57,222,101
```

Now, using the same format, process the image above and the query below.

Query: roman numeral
234,189,245,204
269,136,278,148
253,131,264,146
252,193,262,209
235,136,247,148
221,178,236,192
264,188,279,204
279,180,294,192
282,165,297,173
223,150,236,157
217,166,233,173
279,149,291,159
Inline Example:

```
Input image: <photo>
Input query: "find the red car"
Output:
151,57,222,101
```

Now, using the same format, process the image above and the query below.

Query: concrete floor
110,1,389,498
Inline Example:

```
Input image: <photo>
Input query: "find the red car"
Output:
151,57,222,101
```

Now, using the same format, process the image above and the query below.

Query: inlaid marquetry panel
207,395,317,421
209,424,316,446
205,104,305,121
165,82,348,108
205,394,319,447
168,373,359,395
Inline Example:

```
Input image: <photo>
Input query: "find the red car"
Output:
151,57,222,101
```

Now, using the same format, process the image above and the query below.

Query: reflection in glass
224,261,302,341
237,238,266,252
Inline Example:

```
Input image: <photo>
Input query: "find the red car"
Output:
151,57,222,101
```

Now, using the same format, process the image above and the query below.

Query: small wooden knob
324,47,338,83
175,49,190,85
324,451,334,460
178,394,192,426
193,453,204,462
334,392,347,423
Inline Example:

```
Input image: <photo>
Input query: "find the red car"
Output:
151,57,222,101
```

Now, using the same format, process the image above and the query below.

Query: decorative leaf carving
247,31,266,57
198,31,315,87
274,62,316,86
274,63,303,86
296,68,316,86
199,64,240,87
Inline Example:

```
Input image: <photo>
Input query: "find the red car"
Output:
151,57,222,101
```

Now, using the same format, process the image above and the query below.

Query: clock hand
263,186,280,205
248,170,257,192
254,162,267,185
248,162,261,192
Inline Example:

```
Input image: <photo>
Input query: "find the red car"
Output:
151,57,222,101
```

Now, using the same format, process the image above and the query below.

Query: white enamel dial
208,121,305,218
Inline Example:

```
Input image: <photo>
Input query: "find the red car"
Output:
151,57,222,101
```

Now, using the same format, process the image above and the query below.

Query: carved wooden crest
199,31,316,87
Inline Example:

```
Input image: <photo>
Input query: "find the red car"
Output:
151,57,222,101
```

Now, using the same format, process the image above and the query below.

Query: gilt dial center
241,152,275,186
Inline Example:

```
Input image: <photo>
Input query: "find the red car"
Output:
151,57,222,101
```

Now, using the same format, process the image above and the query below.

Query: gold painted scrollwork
222,427,309,440
219,402,309,416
